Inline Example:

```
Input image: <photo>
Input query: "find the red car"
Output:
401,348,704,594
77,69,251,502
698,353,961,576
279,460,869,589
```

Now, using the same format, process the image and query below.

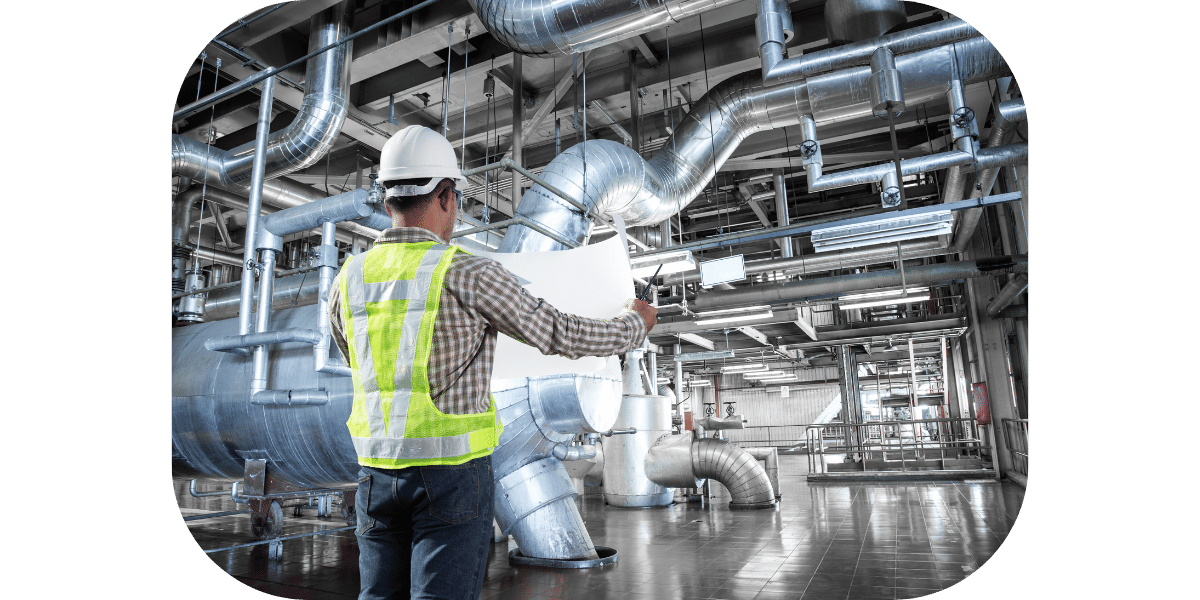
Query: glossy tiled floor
178,454,1022,599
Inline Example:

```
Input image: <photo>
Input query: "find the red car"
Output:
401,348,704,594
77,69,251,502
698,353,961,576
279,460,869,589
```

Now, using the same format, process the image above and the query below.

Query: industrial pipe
499,36,1008,251
663,238,948,286
950,98,1029,252
468,0,741,57
693,438,775,508
172,1,353,187
985,273,1028,318
690,256,1028,310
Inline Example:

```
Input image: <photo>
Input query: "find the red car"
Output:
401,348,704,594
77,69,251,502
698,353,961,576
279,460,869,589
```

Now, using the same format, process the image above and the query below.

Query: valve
952,106,976,129
367,173,384,204
799,139,819,159
881,186,902,208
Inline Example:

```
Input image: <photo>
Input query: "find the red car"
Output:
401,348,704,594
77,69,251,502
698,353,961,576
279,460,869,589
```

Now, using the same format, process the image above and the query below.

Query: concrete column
965,231,1021,478
836,345,862,458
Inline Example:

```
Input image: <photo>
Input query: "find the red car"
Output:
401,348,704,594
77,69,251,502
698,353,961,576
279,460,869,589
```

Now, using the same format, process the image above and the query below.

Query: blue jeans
355,456,494,600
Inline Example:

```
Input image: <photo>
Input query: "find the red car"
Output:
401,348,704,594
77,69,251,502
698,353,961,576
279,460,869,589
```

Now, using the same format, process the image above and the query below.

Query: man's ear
439,186,455,212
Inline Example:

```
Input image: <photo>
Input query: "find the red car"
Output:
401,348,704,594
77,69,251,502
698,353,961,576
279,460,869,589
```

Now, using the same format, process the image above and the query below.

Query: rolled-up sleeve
466,260,647,359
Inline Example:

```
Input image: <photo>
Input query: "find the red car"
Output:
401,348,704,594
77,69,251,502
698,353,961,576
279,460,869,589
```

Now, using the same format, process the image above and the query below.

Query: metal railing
1001,418,1029,477
804,418,992,475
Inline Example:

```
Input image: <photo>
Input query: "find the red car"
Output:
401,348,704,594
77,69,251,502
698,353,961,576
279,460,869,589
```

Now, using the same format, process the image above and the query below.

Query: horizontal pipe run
996,304,1027,319
690,256,1027,311
189,480,230,497
462,159,596,220
250,389,331,406
662,239,948,286
763,17,980,83
205,328,323,352
452,216,581,248
634,192,1022,259
261,189,373,237
985,273,1028,318
174,0,439,121
809,144,1027,193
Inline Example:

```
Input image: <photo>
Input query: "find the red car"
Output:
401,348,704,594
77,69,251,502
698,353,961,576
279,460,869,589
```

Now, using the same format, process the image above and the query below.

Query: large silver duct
499,35,1008,252
603,351,674,507
645,434,775,508
823,0,907,44
691,255,1028,310
468,0,741,57
172,1,352,188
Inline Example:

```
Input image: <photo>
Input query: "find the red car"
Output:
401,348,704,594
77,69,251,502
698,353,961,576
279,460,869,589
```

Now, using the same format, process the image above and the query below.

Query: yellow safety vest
338,241,503,469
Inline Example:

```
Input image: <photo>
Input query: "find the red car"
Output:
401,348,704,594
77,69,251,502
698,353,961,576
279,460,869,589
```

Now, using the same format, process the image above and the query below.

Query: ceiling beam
350,12,485,85
632,34,660,67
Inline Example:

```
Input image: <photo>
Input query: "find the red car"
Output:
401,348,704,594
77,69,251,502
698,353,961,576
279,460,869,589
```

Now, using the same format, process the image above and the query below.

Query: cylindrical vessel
172,303,359,487
603,394,673,507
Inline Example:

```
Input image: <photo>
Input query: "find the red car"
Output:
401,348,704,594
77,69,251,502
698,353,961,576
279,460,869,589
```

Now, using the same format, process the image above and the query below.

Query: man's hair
382,177,455,214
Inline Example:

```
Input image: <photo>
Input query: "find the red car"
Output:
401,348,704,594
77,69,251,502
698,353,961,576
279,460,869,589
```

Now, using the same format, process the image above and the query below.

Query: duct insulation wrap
603,392,675,507
468,0,742,57
644,433,702,489
488,363,622,561
172,303,359,486
692,438,776,509
500,36,1008,251
493,457,599,560
745,447,782,499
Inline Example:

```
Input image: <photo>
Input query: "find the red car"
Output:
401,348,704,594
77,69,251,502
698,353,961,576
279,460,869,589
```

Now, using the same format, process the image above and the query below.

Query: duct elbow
692,438,775,508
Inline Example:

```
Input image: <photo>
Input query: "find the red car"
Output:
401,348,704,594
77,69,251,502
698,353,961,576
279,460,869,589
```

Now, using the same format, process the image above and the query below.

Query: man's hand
625,299,658,334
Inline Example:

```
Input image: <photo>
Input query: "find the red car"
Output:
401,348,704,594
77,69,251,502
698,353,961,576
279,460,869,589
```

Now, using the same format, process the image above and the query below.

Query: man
327,125,657,600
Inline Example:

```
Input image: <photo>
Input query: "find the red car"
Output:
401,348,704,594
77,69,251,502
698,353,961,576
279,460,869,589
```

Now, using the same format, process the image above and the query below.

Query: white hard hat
377,125,467,196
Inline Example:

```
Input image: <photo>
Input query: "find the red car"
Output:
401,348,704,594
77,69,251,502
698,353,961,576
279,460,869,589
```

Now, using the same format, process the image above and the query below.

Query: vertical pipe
251,250,279,394
907,339,918,415
772,170,792,258
755,0,785,76
239,76,275,336
628,51,641,156
442,25,453,136
510,53,524,211
674,343,684,414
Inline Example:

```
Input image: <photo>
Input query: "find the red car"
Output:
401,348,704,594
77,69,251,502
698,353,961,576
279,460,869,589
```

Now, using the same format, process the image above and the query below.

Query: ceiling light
720,363,768,373
694,306,773,326
811,210,953,252
687,379,711,387
630,249,697,277
755,373,796,381
742,371,787,379
840,293,930,311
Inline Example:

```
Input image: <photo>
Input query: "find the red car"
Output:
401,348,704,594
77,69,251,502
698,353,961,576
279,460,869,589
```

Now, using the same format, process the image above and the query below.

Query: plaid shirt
328,227,647,416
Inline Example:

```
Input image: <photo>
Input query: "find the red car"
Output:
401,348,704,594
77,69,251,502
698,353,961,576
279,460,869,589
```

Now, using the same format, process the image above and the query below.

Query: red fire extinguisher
972,383,991,425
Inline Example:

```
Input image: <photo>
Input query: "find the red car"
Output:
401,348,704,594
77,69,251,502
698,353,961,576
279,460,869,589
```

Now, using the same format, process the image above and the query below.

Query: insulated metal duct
499,35,1008,252
691,255,1028,310
985,273,1028,318
468,0,741,57
824,0,907,44
645,434,775,508
171,1,352,188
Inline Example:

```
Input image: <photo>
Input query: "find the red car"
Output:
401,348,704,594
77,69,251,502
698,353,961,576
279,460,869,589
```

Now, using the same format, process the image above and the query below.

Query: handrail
802,418,993,475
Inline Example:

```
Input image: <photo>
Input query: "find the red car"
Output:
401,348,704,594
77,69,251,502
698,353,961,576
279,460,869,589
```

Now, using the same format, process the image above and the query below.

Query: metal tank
172,303,359,487
602,350,674,507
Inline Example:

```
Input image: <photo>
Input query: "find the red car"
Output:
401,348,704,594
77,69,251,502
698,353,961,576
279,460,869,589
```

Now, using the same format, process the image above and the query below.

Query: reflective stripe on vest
339,241,501,468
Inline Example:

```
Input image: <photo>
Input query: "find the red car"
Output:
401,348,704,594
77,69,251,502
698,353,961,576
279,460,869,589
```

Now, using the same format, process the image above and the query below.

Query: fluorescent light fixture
811,210,953,253
756,373,797,381
840,294,930,310
694,305,773,326
838,287,929,310
720,363,767,373
687,379,711,387
699,255,746,287
742,371,787,379
630,249,697,277
672,349,736,362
